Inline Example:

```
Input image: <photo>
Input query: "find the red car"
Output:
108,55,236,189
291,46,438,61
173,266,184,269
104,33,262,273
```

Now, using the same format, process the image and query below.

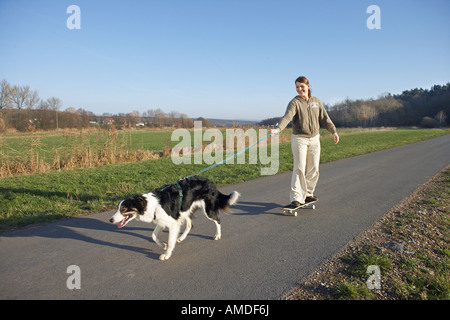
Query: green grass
340,248,392,278
336,280,377,300
0,128,449,229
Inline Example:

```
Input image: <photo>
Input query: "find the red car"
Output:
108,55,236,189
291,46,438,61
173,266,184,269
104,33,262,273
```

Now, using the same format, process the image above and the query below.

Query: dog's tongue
118,217,127,228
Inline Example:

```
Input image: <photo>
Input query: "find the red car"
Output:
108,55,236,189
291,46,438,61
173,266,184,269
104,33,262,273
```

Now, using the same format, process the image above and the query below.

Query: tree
25,89,40,109
126,110,141,127
358,104,378,127
38,99,50,110
196,117,213,127
46,97,63,110
435,110,447,127
46,97,63,129
180,113,193,128
65,107,78,114
154,108,167,127
11,85,30,111
169,110,180,126
0,79,13,112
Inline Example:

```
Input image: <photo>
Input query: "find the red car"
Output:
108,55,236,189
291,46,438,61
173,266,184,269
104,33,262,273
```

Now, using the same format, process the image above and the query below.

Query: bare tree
180,113,193,128
38,99,50,110
359,104,378,127
11,85,30,111
46,97,63,110
169,110,180,126
154,108,167,127
65,107,78,114
46,97,63,129
435,110,447,127
25,89,40,109
145,109,156,118
0,79,13,112
126,110,141,126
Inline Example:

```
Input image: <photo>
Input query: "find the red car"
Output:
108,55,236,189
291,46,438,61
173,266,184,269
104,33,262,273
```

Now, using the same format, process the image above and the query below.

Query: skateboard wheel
294,212,298,217
311,205,315,210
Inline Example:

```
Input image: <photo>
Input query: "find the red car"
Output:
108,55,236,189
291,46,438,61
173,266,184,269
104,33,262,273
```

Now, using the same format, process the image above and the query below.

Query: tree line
0,79,196,132
2,79,448,132
260,83,449,128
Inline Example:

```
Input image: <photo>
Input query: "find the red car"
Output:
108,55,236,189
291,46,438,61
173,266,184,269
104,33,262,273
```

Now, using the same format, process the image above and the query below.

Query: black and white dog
110,176,240,260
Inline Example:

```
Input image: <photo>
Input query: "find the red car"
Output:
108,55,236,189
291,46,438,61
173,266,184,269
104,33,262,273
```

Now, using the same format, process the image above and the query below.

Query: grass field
0,127,394,177
0,128,175,176
0,128,449,229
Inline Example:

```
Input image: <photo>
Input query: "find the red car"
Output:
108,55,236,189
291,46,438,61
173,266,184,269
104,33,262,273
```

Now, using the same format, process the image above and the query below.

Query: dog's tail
217,191,240,212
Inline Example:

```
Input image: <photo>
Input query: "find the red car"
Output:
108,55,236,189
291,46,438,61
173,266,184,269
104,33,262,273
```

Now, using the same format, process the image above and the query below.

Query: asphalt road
1,134,449,300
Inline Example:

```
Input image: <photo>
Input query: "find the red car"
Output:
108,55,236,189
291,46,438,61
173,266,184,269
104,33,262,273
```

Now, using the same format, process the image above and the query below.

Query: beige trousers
290,134,321,203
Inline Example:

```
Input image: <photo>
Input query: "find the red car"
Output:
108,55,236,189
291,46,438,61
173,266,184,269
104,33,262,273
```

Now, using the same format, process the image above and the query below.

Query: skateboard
281,201,317,216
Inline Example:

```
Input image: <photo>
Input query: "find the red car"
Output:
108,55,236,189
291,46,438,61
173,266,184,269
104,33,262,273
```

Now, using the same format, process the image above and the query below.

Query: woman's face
296,82,310,99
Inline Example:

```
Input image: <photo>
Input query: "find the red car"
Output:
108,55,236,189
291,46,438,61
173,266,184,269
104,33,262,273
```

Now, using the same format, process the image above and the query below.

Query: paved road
1,134,449,299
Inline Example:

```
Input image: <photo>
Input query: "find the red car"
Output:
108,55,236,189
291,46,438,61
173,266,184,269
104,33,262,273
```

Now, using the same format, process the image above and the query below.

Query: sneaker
305,196,318,203
289,201,302,208
284,201,301,209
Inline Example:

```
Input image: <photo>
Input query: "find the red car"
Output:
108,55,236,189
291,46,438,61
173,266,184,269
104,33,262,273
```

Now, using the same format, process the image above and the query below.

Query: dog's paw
177,236,186,243
214,235,221,241
159,253,171,261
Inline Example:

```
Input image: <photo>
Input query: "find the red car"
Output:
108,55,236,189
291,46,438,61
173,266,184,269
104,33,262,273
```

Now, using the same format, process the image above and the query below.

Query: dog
110,176,240,260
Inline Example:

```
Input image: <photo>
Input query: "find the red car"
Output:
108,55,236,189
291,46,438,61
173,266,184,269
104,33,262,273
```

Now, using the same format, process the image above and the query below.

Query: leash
185,132,273,178
162,132,273,211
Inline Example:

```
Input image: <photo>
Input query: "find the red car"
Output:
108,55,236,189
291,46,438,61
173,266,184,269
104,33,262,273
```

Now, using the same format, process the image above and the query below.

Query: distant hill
259,83,450,128
326,83,450,127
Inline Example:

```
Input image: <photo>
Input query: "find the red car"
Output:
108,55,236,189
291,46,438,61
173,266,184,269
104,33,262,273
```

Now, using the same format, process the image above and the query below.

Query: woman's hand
270,128,280,135
332,133,340,144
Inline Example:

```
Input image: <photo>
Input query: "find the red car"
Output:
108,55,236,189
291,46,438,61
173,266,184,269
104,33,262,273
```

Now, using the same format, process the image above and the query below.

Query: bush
420,117,438,128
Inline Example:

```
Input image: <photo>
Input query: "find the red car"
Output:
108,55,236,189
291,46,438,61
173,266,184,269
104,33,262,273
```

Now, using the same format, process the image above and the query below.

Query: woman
271,76,339,208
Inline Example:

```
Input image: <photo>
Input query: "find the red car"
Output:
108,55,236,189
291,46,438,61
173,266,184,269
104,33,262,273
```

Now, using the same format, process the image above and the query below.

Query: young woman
271,76,339,208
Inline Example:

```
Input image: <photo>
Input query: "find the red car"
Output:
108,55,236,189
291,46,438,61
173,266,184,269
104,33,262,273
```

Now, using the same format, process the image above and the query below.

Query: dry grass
0,126,278,177
0,127,168,177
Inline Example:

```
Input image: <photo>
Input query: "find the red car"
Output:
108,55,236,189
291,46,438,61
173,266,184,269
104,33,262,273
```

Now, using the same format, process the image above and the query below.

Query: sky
0,0,449,121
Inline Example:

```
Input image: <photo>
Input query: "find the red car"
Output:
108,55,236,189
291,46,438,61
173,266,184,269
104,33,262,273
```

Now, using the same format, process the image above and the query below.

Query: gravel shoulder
283,165,450,300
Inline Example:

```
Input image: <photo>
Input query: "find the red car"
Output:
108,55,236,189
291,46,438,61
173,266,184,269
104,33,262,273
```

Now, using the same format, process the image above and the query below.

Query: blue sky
1,0,449,120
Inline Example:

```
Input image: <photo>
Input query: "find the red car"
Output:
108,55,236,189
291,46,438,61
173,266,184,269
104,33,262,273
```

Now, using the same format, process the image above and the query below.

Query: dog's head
109,195,147,228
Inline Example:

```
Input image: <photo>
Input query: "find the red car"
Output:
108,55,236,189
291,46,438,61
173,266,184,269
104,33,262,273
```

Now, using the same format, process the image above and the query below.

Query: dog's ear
133,195,147,214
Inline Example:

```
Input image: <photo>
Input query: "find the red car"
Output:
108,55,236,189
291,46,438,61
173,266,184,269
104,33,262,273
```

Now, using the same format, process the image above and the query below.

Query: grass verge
0,128,449,230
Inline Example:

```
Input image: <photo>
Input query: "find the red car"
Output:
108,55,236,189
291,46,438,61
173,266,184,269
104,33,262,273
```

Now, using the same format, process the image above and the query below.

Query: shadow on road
232,201,283,216
2,216,164,259
2,212,222,260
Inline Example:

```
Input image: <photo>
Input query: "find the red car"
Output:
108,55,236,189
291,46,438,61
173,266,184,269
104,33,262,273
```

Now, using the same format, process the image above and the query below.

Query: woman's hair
295,76,311,98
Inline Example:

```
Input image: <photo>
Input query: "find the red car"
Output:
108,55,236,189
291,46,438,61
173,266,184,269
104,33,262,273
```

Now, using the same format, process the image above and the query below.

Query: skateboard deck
281,201,317,216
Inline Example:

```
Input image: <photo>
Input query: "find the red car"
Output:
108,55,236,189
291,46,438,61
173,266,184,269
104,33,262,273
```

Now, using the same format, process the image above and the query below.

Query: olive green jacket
277,95,337,137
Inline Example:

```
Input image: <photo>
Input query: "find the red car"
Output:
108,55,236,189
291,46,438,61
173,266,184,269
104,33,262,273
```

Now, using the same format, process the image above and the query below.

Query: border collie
110,176,240,260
